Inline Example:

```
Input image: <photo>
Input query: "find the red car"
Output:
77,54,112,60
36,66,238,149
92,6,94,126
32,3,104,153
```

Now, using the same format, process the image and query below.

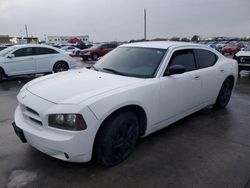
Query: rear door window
35,47,59,55
195,49,218,68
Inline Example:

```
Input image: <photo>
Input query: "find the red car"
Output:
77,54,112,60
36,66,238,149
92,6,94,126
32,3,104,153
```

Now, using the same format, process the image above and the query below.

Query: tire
95,111,139,167
76,51,80,57
0,69,3,81
238,67,241,74
92,53,98,61
214,78,234,109
53,61,69,73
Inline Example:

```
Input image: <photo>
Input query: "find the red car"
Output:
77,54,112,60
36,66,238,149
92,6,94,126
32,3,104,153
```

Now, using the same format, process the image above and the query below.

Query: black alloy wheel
0,69,3,81
95,111,139,167
214,78,234,109
76,51,80,57
53,61,69,73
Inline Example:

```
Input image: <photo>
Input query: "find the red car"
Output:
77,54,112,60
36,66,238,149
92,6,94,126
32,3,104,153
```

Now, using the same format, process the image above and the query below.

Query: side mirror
241,48,245,51
164,65,186,76
7,54,15,58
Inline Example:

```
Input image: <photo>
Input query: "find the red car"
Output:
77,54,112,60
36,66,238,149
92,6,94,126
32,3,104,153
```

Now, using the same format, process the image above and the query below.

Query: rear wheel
0,69,3,81
95,111,139,167
53,61,69,73
214,78,234,109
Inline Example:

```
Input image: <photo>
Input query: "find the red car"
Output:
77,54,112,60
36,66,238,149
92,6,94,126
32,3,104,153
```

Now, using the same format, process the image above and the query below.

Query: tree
169,37,180,41
181,38,190,42
191,35,200,42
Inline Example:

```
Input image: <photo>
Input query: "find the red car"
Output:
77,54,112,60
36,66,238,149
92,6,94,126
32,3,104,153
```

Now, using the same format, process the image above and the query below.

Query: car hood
26,69,144,104
0,56,6,61
236,51,250,57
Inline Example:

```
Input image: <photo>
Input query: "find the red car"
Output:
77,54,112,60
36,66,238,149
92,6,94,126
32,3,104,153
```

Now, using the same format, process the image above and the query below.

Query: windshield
0,46,16,57
94,47,167,78
244,45,250,51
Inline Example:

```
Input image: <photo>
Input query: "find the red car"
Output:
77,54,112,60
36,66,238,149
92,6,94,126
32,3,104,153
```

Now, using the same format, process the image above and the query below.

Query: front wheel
53,61,69,73
92,53,98,61
75,51,80,57
214,78,234,109
94,111,139,167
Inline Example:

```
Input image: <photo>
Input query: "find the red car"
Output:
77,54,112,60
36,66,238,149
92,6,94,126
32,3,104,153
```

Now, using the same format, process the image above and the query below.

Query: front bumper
12,122,27,143
238,64,250,71
13,91,98,163
81,54,92,60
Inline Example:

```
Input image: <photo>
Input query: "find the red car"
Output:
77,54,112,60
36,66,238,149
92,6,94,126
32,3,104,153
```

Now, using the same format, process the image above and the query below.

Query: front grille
26,107,39,116
21,104,43,127
238,56,250,64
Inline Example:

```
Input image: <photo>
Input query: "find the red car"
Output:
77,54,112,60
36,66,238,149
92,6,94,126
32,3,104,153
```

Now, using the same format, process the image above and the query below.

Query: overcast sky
0,0,250,42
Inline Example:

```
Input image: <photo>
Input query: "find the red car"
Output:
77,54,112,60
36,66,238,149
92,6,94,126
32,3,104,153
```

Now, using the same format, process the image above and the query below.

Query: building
0,35,38,44
47,35,89,44
10,37,39,44
0,35,10,44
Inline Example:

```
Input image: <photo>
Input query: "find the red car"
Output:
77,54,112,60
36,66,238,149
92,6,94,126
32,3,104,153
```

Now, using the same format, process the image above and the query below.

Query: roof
11,44,52,48
122,41,205,49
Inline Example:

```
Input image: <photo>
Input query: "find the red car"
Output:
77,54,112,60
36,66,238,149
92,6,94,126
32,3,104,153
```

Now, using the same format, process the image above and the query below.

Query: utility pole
144,8,147,41
25,24,28,37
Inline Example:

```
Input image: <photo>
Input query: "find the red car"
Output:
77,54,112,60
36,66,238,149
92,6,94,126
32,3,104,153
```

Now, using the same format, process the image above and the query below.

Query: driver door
4,47,36,76
158,49,202,123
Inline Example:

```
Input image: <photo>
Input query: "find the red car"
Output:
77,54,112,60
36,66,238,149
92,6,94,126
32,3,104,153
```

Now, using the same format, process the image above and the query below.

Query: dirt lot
0,60,250,188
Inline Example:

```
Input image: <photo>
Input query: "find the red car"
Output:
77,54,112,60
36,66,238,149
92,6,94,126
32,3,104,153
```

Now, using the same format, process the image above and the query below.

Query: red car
221,43,244,55
80,43,118,61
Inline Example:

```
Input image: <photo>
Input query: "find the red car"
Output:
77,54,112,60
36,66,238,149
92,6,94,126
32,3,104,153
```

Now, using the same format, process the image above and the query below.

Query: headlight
84,51,91,55
48,114,87,131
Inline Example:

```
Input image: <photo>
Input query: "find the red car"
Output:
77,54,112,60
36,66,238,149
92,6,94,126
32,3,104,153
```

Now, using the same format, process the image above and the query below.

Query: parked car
214,41,229,51
0,46,7,51
61,46,81,56
0,44,76,81
234,45,250,73
221,44,243,55
80,43,118,61
13,42,237,166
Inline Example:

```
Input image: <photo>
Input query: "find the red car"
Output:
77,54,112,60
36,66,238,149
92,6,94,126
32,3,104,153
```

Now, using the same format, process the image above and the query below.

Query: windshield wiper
102,68,128,76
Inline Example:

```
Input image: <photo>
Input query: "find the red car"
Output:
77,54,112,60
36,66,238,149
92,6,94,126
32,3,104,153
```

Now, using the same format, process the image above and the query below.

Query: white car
13,42,238,166
61,46,81,56
234,45,250,73
0,44,77,81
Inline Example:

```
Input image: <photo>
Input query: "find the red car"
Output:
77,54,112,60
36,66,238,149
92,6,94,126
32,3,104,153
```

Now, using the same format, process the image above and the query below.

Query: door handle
194,75,200,79
220,69,225,72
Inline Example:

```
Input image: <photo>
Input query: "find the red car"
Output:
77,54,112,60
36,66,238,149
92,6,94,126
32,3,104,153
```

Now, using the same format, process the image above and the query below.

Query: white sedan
61,46,81,56
0,44,77,81
13,42,238,166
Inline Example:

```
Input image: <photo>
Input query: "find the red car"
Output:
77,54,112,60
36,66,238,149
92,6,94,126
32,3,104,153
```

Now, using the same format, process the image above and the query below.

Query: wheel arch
0,66,7,77
226,75,235,86
92,104,148,157
97,104,147,136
